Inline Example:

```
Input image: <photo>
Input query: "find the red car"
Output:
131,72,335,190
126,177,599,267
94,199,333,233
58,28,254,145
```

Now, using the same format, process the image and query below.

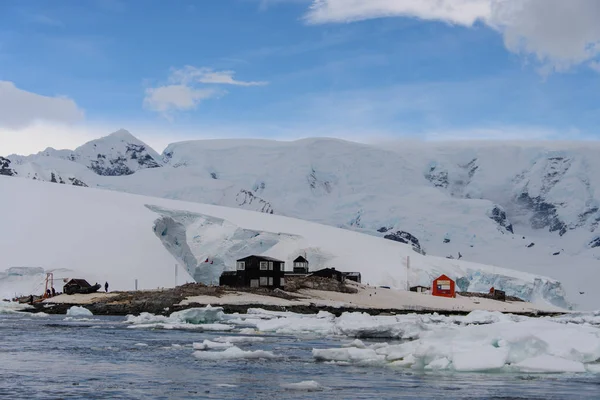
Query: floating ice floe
66,306,93,317
313,315,600,373
212,336,265,344
280,381,325,391
124,306,232,331
192,346,278,361
0,301,32,314
123,306,600,373
31,312,50,317
193,340,234,350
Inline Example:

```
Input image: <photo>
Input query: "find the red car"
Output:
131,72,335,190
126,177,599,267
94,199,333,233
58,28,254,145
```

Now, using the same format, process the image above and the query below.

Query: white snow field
3,130,600,308
124,306,600,374
0,176,568,309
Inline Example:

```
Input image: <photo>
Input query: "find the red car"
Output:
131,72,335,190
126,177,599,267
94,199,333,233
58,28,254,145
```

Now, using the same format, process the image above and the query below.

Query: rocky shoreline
24,283,566,318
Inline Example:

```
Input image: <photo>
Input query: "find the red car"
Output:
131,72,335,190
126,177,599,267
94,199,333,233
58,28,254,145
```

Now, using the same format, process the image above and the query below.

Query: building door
250,279,259,288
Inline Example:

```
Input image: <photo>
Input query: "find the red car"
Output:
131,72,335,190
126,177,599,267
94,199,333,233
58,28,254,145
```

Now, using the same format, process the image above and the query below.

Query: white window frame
250,279,259,288
280,278,285,286
236,261,245,270
259,277,268,286
268,277,273,286
260,261,268,270
280,264,285,271
268,262,273,270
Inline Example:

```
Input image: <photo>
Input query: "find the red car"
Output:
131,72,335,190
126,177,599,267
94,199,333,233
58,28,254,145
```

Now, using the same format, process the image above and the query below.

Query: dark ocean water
1,313,599,400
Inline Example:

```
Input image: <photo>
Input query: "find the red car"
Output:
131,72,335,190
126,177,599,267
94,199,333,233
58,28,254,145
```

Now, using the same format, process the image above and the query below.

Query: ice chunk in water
66,306,93,317
170,305,224,324
193,340,234,350
515,355,586,373
281,381,324,391
312,347,385,364
452,346,508,372
192,346,278,361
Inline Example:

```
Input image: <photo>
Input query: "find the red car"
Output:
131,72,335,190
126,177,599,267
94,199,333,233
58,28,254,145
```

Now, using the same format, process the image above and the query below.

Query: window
268,262,273,270
268,277,273,286
250,279,259,288
280,264,285,271
236,261,245,270
260,261,268,270
259,277,268,286
280,278,285,286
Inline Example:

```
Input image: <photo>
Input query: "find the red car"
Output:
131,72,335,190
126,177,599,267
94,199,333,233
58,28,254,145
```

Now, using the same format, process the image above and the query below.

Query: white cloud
143,85,221,115
0,122,103,156
305,0,600,73
0,81,84,129
306,0,491,25
588,61,600,73
144,66,266,117
169,66,268,86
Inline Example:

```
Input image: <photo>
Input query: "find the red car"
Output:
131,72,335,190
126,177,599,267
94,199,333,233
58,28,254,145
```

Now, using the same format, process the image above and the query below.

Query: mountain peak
105,129,138,142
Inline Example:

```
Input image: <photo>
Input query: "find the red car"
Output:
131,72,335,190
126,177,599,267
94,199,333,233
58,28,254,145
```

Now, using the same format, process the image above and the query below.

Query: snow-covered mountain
0,176,567,310
8,129,162,179
3,131,600,308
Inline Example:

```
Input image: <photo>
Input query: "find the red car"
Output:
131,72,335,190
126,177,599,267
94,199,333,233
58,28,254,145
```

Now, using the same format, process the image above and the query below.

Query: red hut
432,274,455,298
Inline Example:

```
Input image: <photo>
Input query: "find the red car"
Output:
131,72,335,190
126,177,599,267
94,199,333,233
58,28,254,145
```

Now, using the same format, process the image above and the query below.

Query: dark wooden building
293,256,309,274
219,255,286,289
219,271,239,287
310,267,345,283
343,272,361,283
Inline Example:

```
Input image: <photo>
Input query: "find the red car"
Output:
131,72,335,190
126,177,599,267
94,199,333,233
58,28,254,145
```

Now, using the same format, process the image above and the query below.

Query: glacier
0,176,569,309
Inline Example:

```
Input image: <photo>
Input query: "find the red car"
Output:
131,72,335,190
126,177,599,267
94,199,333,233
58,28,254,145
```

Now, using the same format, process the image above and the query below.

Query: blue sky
1,0,600,153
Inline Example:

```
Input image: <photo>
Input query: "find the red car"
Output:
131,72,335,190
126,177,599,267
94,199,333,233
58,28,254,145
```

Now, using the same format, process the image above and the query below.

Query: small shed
293,256,309,274
489,287,506,302
310,268,345,283
343,272,361,283
432,274,455,298
410,285,430,293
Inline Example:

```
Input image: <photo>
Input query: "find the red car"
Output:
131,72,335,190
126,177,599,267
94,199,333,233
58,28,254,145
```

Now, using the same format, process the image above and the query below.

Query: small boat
63,279,102,295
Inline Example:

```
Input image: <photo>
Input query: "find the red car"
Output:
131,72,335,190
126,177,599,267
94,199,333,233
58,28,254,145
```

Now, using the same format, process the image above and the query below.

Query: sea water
1,313,599,399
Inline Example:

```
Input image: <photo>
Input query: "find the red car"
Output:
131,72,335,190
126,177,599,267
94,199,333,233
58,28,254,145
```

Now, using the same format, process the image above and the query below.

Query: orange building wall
432,274,455,298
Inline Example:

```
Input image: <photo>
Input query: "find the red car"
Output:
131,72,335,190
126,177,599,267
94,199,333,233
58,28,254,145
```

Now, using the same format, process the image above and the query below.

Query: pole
135,279,138,291
406,256,410,291
175,264,178,287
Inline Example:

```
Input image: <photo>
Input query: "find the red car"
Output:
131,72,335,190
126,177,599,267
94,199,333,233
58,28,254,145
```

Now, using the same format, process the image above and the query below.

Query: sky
1,0,600,154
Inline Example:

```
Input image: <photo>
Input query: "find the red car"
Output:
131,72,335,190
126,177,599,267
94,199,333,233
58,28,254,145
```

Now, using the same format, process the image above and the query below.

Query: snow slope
3,132,600,308
0,177,568,309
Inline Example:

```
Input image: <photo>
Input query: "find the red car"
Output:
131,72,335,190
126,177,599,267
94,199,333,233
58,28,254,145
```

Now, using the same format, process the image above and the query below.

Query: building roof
434,274,454,282
293,256,308,263
311,267,343,275
237,255,284,263
343,272,361,276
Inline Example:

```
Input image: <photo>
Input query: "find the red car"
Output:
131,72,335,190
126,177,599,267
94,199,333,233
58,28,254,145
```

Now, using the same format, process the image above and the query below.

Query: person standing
104,281,109,293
